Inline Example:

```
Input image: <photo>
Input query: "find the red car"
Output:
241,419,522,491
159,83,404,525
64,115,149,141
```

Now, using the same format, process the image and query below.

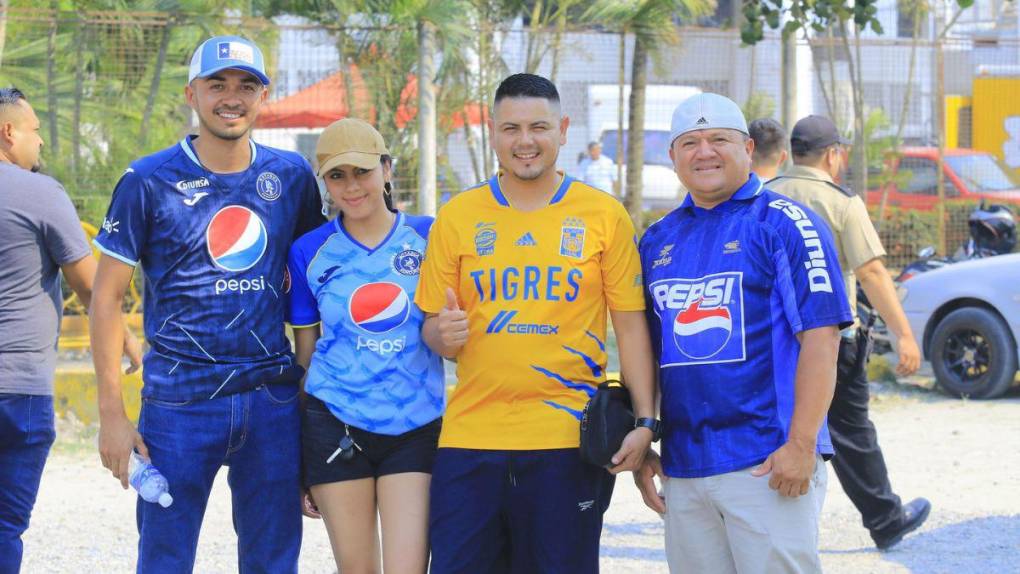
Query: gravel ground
21,377,1020,573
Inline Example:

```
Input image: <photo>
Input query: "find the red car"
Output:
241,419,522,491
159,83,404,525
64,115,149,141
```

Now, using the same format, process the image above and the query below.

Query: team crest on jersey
206,205,268,272
649,271,746,365
560,217,585,259
256,172,282,201
392,244,423,276
475,222,497,256
349,282,411,333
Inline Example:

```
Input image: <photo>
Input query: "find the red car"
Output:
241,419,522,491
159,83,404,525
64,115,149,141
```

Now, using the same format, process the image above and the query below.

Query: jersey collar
679,172,764,213
489,170,573,208
179,135,258,170
334,210,403,255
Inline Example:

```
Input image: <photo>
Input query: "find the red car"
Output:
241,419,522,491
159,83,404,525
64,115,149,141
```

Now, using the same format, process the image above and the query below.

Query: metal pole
934,5,947,254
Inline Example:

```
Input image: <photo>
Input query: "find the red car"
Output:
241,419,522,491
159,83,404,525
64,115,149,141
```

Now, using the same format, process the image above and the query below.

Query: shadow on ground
600,521,667,562
610,515,1020,571
878,514,1020,573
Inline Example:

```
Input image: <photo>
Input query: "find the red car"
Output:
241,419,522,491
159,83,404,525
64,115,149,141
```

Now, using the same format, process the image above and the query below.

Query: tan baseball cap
315,118,389,176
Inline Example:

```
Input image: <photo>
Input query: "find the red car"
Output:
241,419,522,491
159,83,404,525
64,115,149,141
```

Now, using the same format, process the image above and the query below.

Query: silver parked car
899,253,1020,398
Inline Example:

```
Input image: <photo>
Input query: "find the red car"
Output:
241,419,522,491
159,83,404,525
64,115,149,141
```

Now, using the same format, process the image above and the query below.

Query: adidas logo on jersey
515,232,537,247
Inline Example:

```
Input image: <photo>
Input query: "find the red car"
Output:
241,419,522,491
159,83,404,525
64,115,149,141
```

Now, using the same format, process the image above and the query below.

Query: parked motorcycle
862,202,1017,355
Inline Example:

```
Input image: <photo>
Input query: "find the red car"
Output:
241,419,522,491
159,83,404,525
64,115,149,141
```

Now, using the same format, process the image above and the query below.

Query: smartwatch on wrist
634,417,662,442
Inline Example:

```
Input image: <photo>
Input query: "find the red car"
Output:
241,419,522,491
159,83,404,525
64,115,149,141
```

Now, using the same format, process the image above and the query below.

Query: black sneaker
872,498,932,550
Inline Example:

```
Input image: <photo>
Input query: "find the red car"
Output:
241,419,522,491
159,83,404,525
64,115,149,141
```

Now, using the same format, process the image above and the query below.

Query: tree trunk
839,20,866,198
549,8,566,83
624,33,648,228
525,0,544,73
616,29,625,199
140,15,174,148
878,3,922,230
417,19,437,216
826,26,839,126
781,30,797,127
0,0,10,70
46,3,59,156
71,13,84,177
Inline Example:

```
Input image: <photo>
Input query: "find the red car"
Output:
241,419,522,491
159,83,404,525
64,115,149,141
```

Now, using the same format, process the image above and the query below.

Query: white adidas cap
669,93,749,145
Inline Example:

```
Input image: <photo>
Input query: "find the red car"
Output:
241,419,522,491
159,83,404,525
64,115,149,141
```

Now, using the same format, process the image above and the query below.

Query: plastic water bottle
128,451,173,508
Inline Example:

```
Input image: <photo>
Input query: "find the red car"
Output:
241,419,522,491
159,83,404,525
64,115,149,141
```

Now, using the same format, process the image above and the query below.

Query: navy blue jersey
639,173,852,479
94,136,324,401
288,212,445,435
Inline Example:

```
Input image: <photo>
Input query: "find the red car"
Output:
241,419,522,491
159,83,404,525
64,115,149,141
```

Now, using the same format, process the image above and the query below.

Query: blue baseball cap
188,36,270,86
670,93,748,144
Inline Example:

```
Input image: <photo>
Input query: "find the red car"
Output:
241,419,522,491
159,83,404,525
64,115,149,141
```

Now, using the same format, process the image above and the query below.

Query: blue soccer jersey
639,173,853,479
94,136,324,401
288,212,445,435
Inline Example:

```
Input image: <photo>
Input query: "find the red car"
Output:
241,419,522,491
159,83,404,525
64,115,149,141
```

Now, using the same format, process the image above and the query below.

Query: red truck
865,147,1020,210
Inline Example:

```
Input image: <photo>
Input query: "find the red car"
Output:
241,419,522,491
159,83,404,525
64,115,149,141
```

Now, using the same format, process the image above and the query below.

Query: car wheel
930,307,1018,399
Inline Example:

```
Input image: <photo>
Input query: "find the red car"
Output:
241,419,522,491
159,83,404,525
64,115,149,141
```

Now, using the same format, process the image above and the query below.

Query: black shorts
302,395,441,487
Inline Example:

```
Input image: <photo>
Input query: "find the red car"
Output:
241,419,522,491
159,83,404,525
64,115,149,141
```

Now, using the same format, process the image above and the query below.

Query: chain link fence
3,6,1019,280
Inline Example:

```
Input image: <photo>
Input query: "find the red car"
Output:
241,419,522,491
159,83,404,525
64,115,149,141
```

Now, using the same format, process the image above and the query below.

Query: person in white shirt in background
579,141,618,195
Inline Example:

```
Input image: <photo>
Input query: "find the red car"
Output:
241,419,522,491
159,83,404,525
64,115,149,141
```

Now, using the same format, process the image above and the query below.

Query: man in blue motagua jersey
89,36,324,573
633,93,853,574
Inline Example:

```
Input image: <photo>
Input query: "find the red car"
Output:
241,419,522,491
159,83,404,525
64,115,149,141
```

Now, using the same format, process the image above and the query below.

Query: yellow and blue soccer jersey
415,173,644,450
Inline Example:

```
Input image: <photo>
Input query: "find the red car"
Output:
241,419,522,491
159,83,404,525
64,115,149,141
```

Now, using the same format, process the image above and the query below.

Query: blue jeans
136,385,302,574
0,394,55,574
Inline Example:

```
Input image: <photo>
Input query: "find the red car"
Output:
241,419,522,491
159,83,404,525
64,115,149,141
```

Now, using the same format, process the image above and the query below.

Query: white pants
663,456,827,574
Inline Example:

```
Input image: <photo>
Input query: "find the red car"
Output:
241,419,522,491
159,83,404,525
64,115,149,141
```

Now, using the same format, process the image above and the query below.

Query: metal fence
3,6,1019,275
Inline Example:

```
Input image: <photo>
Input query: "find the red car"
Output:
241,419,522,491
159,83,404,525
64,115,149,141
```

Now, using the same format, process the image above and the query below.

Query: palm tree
585,0,712,228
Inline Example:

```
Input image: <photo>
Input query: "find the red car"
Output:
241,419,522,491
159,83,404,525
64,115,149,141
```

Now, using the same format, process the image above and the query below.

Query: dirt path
21,381,1020,573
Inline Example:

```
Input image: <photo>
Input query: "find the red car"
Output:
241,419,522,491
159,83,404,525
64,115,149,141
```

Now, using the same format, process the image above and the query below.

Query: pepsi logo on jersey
207,205,270,295
650,272,746,364
349,282,410,355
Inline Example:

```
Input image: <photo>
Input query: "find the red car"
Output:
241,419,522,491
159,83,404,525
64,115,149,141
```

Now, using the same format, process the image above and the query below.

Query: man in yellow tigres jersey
416,73,657,574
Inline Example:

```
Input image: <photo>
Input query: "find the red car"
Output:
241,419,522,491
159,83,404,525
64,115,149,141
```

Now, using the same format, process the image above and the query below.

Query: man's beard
199,109,251,141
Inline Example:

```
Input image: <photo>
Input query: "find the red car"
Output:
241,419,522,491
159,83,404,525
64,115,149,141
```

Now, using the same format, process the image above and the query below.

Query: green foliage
740,0,974,45
868,200,983,268
742,91,776,123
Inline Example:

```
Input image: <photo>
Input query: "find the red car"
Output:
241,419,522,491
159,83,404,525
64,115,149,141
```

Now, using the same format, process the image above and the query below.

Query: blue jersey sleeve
766,197,853,333
287,236,321,328
93,168,149,266
403,214,434,240
637,232,663,362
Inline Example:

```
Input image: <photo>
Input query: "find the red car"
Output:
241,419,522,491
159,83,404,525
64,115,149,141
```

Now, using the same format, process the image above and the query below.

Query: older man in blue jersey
634,94,853,573
90,36,324,572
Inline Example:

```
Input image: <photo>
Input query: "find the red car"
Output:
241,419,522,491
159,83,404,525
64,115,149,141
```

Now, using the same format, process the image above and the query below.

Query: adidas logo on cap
696,117,708,125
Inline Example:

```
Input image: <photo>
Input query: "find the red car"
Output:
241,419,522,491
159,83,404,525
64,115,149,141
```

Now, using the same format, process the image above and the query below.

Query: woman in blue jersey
287,118,445,574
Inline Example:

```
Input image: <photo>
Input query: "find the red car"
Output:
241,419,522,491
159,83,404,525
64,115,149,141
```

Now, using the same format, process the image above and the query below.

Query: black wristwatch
634,417,662,442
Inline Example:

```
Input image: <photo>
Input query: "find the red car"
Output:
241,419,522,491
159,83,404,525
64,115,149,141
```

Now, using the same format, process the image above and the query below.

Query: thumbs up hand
437,287,469,350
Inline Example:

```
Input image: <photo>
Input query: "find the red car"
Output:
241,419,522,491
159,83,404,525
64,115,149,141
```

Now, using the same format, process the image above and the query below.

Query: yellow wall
944,95,971,149
973,77,1020,176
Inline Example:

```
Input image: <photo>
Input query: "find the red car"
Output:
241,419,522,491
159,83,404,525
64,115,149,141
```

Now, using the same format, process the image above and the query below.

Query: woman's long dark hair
381,154,395,212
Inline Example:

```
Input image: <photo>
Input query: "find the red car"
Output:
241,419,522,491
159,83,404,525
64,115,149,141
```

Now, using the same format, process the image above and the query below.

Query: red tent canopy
395,75,489,130
257,69,487,130
256,66,372,129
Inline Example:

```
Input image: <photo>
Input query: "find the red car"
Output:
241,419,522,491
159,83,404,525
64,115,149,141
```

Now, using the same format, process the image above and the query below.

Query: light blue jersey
288,212,445,435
